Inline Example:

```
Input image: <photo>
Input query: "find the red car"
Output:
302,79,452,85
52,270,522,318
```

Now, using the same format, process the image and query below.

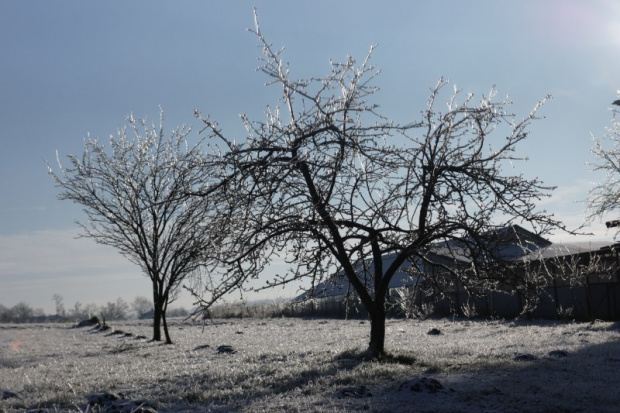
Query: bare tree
11,302,35,323
192,14,567,357
0,304,10,323
52,293,66,319
100,297,129,321
536,248,616,320
131,296,153,319
587,96,620,227
48,110,222,343
68,301,99,321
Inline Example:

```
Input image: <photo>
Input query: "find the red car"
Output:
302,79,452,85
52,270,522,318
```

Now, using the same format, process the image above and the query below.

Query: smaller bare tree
543,249,616,320
52,294,66,319
131,296,153,319
100,297,129,321
48,109,225,343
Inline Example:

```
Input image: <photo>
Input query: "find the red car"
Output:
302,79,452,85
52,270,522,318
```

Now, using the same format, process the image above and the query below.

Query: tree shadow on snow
416,328,620,412
149,321,620,412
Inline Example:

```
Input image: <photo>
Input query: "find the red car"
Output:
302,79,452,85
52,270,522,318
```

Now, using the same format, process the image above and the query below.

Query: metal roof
298,226,617,299
518,240,614,261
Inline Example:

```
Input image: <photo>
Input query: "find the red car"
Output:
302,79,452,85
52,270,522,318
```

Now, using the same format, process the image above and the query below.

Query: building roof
298,225,618,299
518,240,614,261
303,253,424,299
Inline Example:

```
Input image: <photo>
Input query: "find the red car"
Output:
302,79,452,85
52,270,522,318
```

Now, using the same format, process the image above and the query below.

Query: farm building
295,225,620,321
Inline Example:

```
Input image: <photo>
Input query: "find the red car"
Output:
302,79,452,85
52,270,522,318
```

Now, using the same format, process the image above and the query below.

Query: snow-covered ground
1,317,619,412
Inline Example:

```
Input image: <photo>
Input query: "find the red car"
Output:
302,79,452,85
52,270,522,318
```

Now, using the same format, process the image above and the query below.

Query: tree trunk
152,284,162,342
162,301,173,344
368,302,386,357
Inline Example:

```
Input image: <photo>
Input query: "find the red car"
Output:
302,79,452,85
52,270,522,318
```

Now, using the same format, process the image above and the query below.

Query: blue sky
1,1,619,313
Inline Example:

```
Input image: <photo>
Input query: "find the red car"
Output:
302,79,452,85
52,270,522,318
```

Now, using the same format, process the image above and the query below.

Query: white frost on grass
0,317,619,412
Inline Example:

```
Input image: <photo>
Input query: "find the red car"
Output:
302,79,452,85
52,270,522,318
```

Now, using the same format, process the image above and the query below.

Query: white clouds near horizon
0,228,146,312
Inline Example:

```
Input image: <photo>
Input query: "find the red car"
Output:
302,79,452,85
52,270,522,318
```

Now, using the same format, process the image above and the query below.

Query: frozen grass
1,317,619,412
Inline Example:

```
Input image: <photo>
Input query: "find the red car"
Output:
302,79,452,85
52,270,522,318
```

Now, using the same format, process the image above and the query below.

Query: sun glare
530,1,620,91
533,1,620,49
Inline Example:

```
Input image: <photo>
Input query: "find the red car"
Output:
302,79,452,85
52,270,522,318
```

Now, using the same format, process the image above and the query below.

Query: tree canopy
190,14,567,357
49,110,224,343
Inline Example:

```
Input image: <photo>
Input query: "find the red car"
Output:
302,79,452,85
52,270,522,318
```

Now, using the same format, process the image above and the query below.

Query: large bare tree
193,16,566,357
49,110,221,343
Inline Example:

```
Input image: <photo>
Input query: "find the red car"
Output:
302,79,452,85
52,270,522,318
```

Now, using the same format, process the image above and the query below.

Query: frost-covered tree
191,14,567,357
0,304,9,323
131,296,153,319
52,293,66,319
68,301,99,321
587,96,620,228
48,110,224,343
11,302,35,323
100,297,129,321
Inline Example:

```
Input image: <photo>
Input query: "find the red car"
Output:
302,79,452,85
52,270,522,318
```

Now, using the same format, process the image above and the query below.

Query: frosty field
1,317,619,412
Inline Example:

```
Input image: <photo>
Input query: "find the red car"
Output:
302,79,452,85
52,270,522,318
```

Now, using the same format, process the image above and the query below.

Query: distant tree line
0,302,46,323
0,295,188,324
